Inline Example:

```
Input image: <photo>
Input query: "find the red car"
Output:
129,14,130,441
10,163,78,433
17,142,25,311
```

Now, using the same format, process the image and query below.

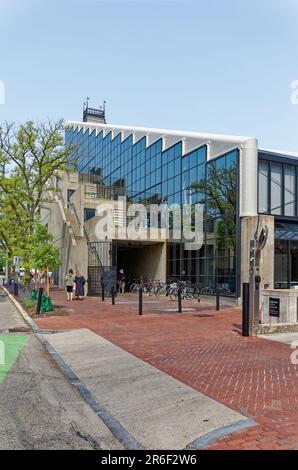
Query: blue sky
0,0,297,150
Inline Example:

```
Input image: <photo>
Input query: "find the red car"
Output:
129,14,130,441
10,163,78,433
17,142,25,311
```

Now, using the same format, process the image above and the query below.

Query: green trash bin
40,294,54,313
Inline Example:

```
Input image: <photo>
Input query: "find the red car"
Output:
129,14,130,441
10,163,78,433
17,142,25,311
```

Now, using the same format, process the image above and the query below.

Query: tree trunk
46,267,50,297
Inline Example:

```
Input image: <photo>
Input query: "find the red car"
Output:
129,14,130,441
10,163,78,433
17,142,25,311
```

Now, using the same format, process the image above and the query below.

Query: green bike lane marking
0,335,29,384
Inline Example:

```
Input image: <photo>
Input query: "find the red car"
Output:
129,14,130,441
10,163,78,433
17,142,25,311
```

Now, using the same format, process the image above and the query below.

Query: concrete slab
261,332,298,345
0,291,27,331
42,328,254,450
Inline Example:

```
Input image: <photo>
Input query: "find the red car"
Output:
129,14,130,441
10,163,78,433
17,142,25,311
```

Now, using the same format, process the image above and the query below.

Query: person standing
74,271,86,300
117,269,126,294
48,270,53,285
65,269,75,301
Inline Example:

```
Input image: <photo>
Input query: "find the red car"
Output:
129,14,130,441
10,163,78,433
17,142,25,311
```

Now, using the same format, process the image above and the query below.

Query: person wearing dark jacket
117,269,126,294
74,271,86,300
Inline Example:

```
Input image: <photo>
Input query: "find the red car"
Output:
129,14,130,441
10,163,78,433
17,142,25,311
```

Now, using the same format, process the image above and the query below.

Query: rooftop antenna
83,96,90,112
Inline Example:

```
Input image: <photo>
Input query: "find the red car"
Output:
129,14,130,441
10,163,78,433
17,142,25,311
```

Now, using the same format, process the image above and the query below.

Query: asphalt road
0,289,123,450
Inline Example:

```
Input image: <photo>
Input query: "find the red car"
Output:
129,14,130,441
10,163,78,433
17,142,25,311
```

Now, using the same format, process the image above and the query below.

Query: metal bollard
111,286,116,305
101,283,105,302
216,284,220,311
36,287,44,315
242,283,250,336
178,286,182,313
139,287,143,316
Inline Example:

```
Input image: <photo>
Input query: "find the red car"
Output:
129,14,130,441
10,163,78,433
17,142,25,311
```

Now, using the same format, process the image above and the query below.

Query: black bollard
36,287,44,315
216,284,220,311
14,280,19,296
111,285,116,305
139,287,143,316
178,286,182,313
242,283,250,337
101,283,105,302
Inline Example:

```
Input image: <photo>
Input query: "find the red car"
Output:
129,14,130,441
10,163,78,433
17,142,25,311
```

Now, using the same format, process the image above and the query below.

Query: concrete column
241,215,275,292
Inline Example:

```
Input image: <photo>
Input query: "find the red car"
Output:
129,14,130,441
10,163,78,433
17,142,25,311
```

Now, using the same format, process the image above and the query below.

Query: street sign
13,256,21,266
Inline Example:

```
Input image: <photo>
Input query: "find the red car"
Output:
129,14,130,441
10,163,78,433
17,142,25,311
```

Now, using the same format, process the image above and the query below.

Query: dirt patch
8,327,31,333
17,299,70,319
30,309,70,319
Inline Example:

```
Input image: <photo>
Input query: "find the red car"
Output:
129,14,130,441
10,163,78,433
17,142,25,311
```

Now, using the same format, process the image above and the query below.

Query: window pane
258,161,268,213
271,163,282,215
284,165,295,216
274,240,288,288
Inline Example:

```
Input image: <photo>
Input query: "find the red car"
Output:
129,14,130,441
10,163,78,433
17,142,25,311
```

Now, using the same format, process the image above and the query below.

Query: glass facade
259,151,298,288
258,157,297,216
274,223,298,289
66,128,239,296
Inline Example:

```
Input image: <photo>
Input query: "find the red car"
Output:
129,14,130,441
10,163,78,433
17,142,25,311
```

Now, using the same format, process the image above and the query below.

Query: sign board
269,297,280,317
101,267,117,295
13,256,21,266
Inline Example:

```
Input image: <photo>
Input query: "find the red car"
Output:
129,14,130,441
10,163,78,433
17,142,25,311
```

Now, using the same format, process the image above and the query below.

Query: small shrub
22,296,36,309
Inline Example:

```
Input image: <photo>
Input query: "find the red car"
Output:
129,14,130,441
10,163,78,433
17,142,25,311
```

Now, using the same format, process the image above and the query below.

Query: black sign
101,267,117,295
269,297,280,317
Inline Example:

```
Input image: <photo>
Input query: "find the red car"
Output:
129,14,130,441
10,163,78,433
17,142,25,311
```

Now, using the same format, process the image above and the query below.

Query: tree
29,224,61,297
191,162,237,251
0,119,76,269
0,248,6,271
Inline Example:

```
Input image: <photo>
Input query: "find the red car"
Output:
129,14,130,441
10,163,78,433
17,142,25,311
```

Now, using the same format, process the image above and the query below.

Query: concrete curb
1,286,143,450
184,419,257,450
36,333,145,451
1,286,39,332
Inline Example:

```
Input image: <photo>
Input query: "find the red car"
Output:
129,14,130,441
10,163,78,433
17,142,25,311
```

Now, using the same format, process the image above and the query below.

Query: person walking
65,269,75,301
74,271,86,300
117,269,126,294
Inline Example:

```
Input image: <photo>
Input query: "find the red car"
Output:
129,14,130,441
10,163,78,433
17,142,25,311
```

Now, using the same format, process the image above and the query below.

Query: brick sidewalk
34,287,298,450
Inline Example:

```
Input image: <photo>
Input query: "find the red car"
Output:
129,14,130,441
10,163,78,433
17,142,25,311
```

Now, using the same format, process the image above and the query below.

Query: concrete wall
241,215,275,291
41,190,88,287
118,243,166,281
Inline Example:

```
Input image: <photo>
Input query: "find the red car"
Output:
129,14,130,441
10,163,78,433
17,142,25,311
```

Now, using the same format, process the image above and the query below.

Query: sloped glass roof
275,223,298,240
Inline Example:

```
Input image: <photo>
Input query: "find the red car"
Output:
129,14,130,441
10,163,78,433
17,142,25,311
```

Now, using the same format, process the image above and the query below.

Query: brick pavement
34,287,298,450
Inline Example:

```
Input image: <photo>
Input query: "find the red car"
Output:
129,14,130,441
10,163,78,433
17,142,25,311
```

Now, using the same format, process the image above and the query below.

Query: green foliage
0,119,77,267
22,296,36,309
29,223,61,272
0,249,6,269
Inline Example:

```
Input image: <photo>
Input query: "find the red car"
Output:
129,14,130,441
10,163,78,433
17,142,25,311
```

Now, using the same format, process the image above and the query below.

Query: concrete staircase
64,207,82,238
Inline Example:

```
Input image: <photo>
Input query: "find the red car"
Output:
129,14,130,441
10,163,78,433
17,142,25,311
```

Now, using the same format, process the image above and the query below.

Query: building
42,106,298,301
